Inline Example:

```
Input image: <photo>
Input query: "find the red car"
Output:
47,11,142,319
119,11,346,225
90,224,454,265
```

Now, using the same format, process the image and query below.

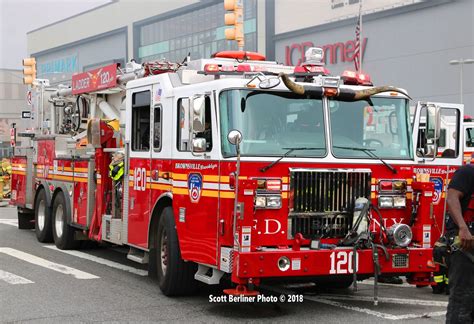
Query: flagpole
359,0,363,73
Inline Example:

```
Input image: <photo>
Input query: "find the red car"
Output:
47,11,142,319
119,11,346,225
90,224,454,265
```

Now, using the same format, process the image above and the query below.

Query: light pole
449,58,474,104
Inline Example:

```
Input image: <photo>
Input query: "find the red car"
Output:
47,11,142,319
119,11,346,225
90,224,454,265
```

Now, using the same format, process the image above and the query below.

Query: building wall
274,0,474,113
27,0,200,60
34,30,127,85
28,0,264,83
274,0,426,35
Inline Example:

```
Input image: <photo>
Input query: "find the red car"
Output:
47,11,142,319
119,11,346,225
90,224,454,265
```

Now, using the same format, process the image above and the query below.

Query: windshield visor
220,90,326,157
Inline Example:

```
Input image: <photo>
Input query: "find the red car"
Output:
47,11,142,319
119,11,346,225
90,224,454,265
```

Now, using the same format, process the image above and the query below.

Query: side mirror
191,95,205,132
259,77,281,90
227,130,242,146
192,138,206,152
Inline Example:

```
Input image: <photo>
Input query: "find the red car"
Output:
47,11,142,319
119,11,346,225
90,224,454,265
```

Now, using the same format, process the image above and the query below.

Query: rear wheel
156,206,198,296
35,189,53,242
18,209,34,229
52,192,79,250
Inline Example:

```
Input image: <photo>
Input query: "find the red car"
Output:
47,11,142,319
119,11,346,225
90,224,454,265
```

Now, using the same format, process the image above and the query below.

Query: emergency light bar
203,63,267,75
341,70,373,86
294,65,331,76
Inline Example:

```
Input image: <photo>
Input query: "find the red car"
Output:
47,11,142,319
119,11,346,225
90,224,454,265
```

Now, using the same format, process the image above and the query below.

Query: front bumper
235,247,433,278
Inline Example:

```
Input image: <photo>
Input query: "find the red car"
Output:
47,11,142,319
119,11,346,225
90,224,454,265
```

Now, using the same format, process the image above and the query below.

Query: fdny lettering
133,167,147,191
252,219,283,235
370,218,403,232
264,219,282,235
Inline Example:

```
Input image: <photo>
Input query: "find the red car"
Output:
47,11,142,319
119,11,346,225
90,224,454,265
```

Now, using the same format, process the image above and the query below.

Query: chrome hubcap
160,230,168,274
55,205,64,238
37,200,45,231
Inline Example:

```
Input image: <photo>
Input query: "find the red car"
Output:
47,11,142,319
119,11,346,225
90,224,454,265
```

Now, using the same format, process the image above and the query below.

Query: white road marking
312,297,446,320
0,247,99,279
358,278,413,288
0,219,18,227
45,245,148,276
264,285,447,321
0,269,34,285
316,294,448,307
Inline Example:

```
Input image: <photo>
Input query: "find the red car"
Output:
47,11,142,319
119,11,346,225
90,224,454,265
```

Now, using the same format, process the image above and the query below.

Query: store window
137,0,257,63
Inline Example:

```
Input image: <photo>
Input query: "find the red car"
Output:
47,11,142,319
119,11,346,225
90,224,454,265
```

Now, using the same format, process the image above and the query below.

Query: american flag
354,1,362,72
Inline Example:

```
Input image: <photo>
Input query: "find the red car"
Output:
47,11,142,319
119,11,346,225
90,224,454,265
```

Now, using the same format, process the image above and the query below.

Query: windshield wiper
260,147,325,173
333,145,397,174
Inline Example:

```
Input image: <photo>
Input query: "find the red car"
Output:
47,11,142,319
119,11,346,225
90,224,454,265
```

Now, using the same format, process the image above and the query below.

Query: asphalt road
0,205,449,323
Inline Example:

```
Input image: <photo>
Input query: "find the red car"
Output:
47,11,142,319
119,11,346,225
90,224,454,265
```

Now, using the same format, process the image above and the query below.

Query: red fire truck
10,48,464,297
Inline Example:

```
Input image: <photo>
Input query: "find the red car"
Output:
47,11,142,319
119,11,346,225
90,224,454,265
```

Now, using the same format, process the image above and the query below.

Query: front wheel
52,192,79,250
156,206,198,296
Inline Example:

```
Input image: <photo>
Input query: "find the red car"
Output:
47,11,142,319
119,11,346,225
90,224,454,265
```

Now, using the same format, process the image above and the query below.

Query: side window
177,96,213,152
131,91,151,152
153,105,162,151
466,127,474,148
438,108,459,158
416,107,459,158
177,98,190,151
195,96,213,151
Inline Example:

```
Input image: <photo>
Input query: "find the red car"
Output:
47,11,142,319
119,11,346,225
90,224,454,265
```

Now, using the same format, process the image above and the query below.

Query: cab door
127,87,152,248
412,101,464,242
413,101,464,167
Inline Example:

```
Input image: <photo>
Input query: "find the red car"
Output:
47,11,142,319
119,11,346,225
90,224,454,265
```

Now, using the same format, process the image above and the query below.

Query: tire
35,189,53,242
18,209,34,229
156,206,198,296
52,191,79,250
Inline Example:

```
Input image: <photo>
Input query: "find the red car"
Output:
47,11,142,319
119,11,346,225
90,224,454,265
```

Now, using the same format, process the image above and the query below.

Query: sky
0,0,110,70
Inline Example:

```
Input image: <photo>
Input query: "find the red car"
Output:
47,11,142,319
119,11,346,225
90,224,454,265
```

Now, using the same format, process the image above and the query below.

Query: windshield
329,97,413,159
220,90,326,157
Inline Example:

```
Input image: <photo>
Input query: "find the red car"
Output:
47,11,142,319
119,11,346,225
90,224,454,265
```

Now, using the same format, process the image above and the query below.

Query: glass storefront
137,0,257,63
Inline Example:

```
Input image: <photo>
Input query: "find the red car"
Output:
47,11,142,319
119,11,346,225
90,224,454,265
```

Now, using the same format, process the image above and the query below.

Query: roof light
322,76,340,88
294,65,330,76
304,47,324,65
357,73,372,86
236,64,252,72
341,70,373,86
204,64,220,73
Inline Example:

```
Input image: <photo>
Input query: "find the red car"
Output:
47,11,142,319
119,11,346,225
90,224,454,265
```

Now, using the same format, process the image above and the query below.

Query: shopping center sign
284,38,368,66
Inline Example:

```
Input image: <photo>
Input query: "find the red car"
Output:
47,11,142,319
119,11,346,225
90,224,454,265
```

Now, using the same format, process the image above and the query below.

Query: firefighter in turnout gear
109,153,124,181
445,165,474,323
109,152,124,218
432,234,453,294
0,158,12,199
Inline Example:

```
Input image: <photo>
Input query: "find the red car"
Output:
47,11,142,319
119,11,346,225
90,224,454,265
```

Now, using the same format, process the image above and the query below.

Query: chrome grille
392,254,409,268
289,169,371,239
288,214,350,238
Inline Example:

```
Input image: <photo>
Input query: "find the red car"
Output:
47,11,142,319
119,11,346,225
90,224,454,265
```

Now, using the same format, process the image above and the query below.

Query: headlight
255,196,266,208
393,196,406,208
255,195,282,209
266,196,282,208
378,196,393,208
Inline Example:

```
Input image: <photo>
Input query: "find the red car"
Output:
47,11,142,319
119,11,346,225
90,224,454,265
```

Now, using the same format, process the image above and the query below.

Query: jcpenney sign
284,38,368,66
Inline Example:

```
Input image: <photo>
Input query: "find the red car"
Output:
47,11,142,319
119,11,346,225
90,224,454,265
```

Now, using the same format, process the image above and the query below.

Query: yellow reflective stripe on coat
434,275,444,283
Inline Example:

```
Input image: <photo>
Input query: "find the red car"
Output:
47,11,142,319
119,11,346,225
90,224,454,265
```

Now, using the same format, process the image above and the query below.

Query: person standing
445,165,474,323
